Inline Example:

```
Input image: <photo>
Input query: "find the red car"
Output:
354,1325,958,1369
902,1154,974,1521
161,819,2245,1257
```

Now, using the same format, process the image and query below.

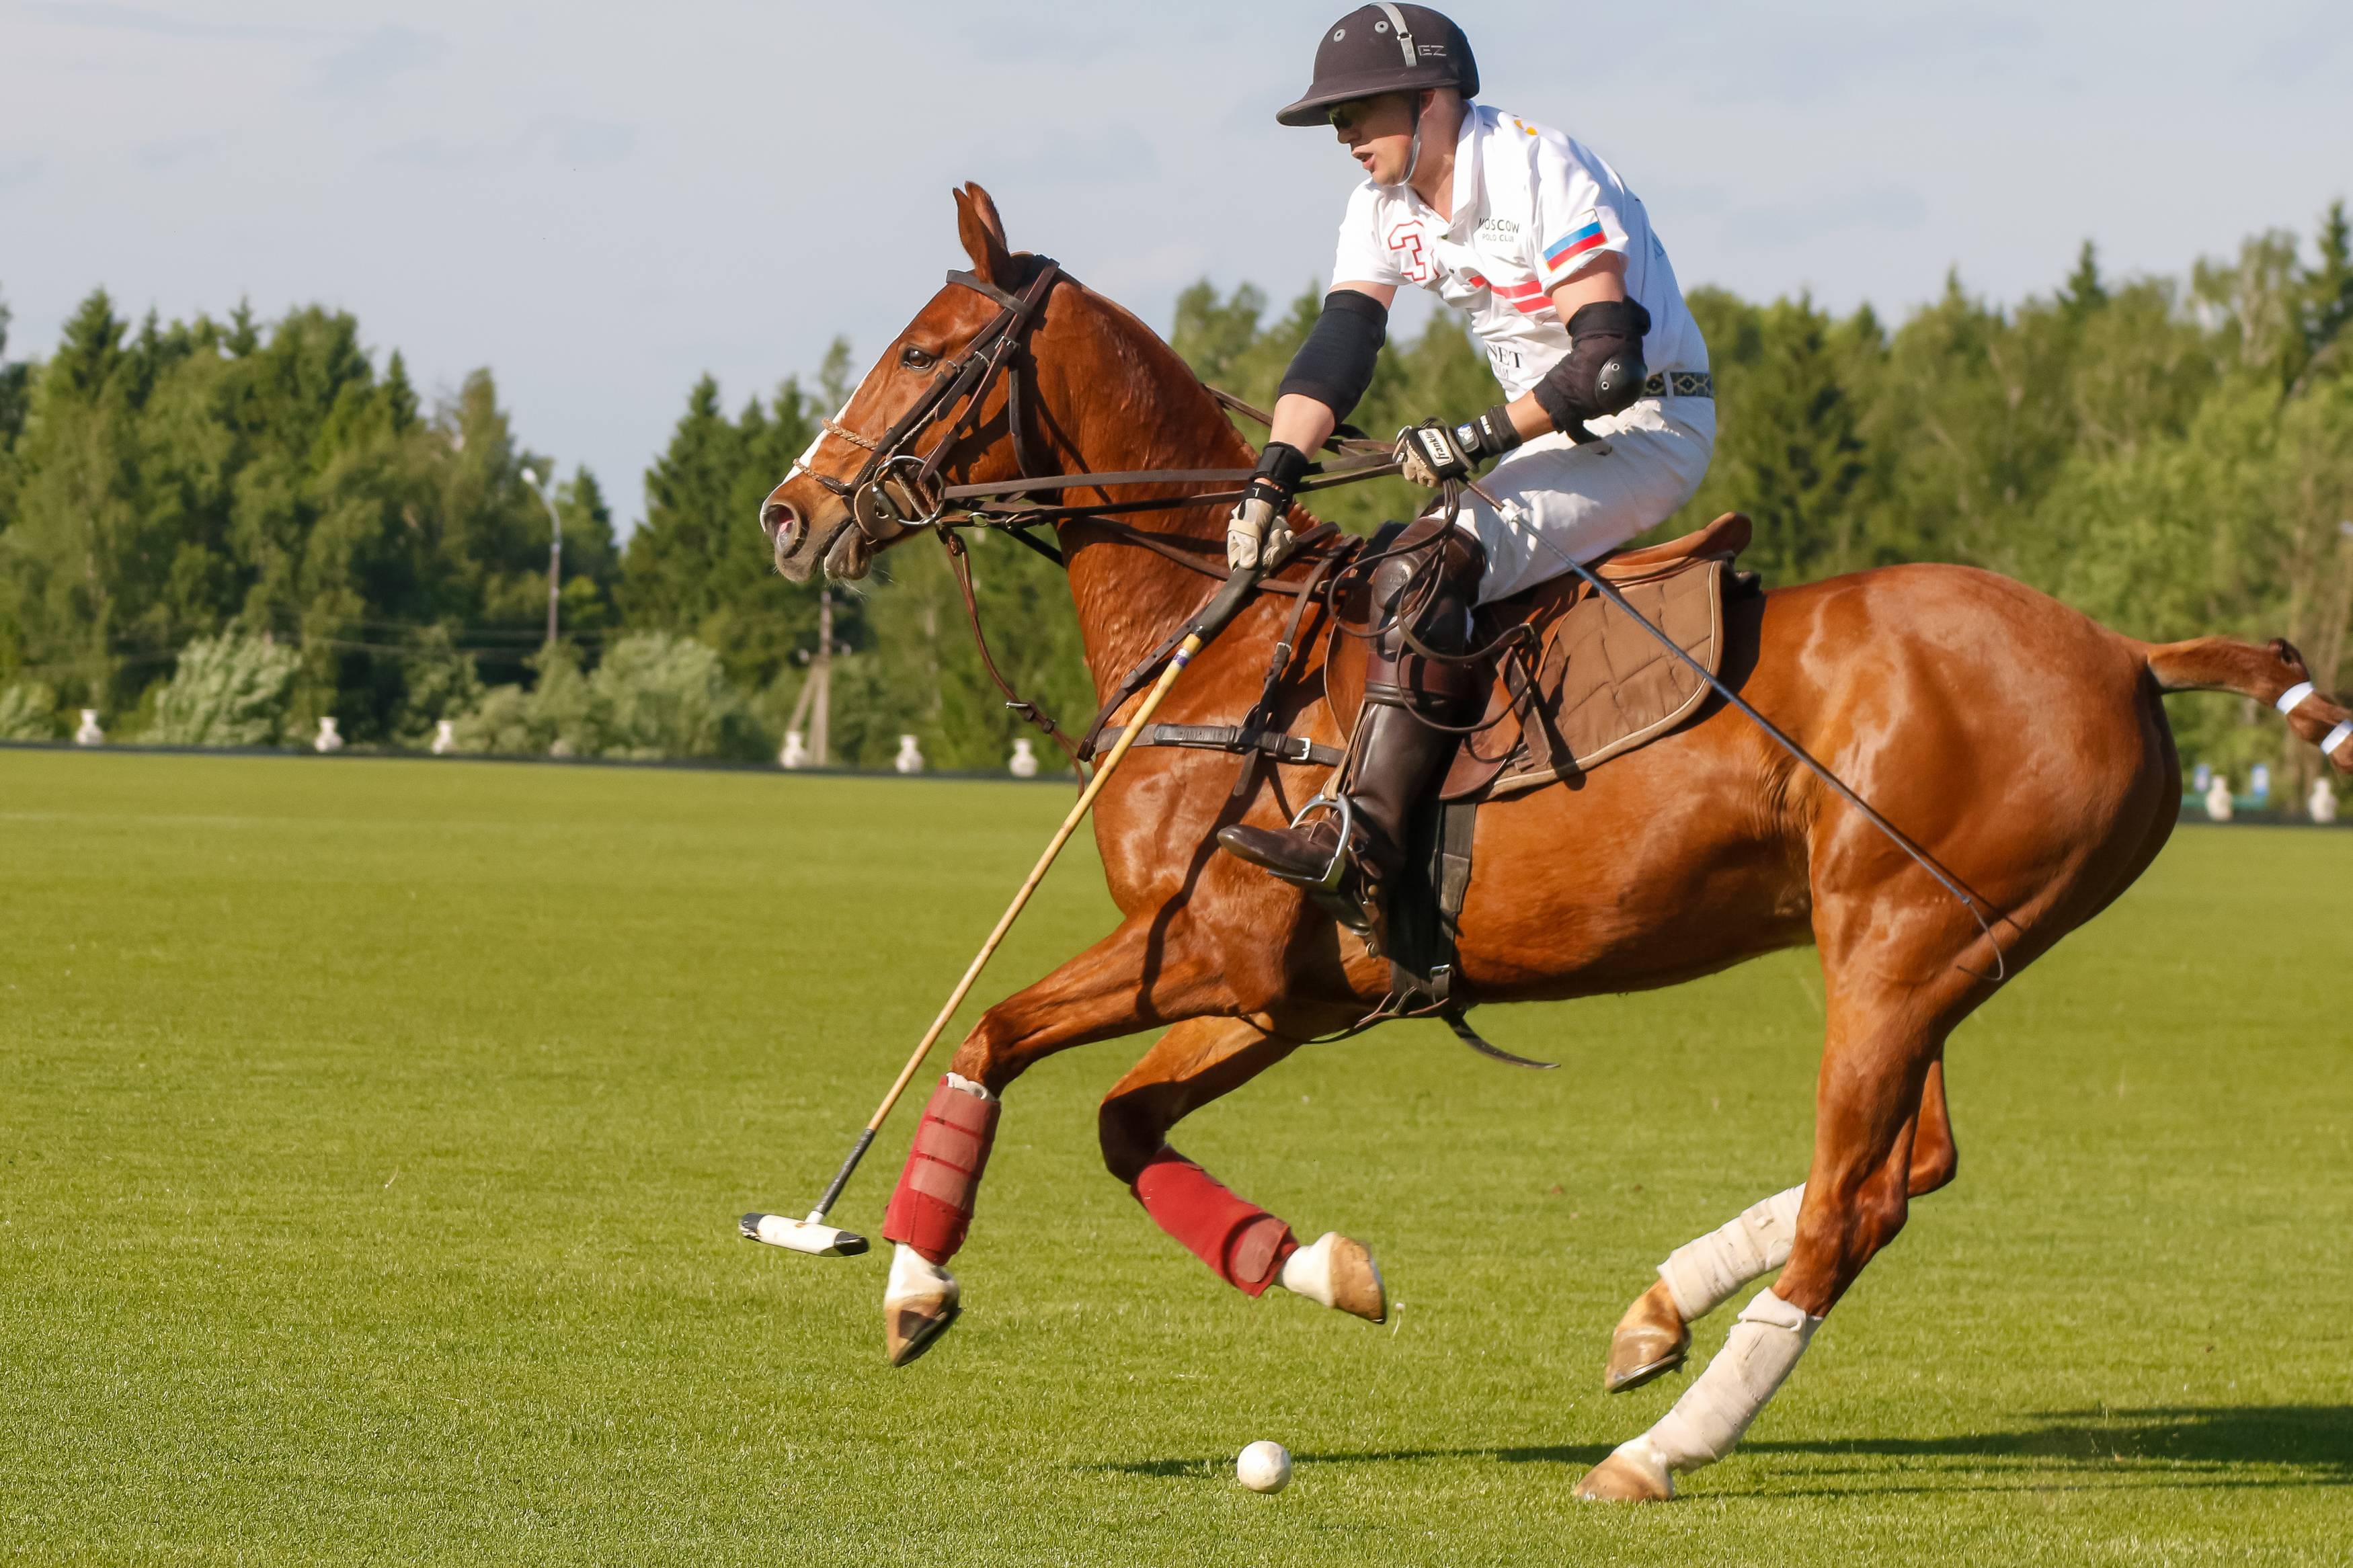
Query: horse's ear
954,181,1015,284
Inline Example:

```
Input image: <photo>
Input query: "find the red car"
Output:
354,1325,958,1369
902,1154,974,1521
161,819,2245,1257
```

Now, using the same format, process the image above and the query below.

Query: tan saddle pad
1439,511,1751,801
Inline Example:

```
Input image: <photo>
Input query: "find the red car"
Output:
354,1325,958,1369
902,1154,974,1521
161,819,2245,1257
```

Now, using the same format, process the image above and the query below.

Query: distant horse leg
1907,1057,1957,1196
1603,1055,1957,1394
878,916,1230,1366
1099,1018,1387,1321
1582,968,1970,1500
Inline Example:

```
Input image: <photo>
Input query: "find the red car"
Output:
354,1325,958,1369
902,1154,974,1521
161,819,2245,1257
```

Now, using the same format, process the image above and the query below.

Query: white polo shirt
1330,103,1707,399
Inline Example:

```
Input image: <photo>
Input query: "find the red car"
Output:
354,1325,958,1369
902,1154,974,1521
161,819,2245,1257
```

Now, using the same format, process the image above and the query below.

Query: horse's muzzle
763,497,800,552
766,497,824,581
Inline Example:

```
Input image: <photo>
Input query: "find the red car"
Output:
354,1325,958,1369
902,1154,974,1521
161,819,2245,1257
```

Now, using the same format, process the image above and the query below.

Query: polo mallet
1458,474,2008,975
742,561,1271,1258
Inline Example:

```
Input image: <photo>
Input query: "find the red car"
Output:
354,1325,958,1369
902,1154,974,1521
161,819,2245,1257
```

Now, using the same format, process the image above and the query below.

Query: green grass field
2,748,2346,1565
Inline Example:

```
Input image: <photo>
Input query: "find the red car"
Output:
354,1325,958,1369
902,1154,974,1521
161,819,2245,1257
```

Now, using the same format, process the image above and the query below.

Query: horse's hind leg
1099,1017,1387,1323
1603,1057,1958,1393
1582,958,1982,1500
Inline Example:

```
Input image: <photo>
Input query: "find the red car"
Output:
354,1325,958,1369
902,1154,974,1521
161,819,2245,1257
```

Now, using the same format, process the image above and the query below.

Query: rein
806,256,1411,768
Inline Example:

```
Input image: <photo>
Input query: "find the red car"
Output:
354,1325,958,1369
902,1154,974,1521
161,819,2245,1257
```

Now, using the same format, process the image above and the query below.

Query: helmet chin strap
1402,90,1430,190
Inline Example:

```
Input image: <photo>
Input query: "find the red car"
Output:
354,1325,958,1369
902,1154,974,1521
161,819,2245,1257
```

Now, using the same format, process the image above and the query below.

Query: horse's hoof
1281,1232,1387,1323
1575,1439,1675,1502
883,1246,961,1367
1603,1278,1689,1393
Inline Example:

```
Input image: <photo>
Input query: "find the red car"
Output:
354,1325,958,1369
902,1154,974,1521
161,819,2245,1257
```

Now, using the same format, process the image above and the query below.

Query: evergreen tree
1686,293,1870,583
0,290,32,675
0,290,31,462
621,373,830,691
0,291,155,706
2059,240,2108,323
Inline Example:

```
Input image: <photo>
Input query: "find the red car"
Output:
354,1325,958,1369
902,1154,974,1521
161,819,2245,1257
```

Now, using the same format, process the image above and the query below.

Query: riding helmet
1276,4,1478,126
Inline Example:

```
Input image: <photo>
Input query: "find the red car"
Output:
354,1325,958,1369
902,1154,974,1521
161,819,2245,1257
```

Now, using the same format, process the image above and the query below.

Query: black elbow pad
1533,298,1652,435
1276,290,1388,423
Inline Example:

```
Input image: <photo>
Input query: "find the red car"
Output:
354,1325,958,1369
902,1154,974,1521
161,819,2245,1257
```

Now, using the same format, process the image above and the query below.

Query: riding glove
1226,442,1311,571
1395,405,1521,488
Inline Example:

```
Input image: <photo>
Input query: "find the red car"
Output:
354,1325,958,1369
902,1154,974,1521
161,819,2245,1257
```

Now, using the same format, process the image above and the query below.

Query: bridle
795,258,1066,565
776,253,1414,766
789,256,1412,564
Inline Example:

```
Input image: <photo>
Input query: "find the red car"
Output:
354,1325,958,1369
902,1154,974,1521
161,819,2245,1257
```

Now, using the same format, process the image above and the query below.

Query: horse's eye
900,344,936,370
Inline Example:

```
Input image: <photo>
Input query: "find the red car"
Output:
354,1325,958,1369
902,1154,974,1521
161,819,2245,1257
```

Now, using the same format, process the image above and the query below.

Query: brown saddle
1447,510,1752,798
1323,511,1754,800
1299,511,1753,1051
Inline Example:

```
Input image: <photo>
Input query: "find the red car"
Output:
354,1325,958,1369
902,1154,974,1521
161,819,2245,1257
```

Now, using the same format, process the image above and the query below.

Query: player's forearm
1267,394,1339,458
1501,392,1552,443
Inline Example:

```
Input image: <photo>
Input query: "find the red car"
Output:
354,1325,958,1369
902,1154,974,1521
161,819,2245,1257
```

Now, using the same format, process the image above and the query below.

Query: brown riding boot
1218,518,1484,902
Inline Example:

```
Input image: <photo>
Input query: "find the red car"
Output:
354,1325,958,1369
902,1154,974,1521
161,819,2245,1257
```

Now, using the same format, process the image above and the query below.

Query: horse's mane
1039,258,1265,479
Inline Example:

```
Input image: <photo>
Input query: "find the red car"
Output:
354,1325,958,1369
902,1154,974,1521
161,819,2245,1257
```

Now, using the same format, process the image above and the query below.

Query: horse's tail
2137,634,2353,774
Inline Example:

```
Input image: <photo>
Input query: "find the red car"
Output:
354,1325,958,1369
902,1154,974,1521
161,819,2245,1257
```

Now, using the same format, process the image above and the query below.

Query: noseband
805,259,1064,550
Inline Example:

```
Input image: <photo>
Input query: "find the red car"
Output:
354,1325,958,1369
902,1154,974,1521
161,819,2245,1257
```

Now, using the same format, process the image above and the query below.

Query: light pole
522,467,563,650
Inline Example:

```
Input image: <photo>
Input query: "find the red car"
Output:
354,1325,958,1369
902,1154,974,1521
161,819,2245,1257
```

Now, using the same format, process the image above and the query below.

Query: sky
3,0,2348,534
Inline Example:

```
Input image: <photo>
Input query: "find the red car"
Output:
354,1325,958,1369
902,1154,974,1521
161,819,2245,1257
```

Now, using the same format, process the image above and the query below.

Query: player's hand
1226,442,1310,571
1394,406,1521,488
1226,487,1293,571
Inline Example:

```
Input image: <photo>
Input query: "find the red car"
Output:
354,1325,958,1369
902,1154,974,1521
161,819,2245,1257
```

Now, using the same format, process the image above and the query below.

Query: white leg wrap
1278,1234,1337,1307
943,1071,994,1101
1657,1184,1805,1321
889,1241,953,1295
1639,1288,1822,1473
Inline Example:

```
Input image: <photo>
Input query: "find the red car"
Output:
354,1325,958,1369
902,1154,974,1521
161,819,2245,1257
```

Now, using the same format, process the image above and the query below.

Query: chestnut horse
760,185,2352,1497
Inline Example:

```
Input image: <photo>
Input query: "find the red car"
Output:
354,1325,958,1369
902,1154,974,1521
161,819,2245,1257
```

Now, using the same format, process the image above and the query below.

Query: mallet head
740,1211,869,1257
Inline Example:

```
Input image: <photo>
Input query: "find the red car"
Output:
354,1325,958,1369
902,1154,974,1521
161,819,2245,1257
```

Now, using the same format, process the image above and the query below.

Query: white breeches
1443,395,1717,604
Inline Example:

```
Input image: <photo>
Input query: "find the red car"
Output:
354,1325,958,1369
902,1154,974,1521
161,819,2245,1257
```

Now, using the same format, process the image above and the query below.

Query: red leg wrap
881,1077,1001,1266
1131,1146,1298,1296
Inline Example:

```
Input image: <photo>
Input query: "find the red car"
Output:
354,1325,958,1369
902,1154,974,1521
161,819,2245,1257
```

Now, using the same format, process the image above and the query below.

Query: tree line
2,203,2348,790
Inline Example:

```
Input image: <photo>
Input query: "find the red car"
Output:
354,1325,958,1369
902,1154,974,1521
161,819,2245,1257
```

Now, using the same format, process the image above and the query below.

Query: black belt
1642,370,1712,399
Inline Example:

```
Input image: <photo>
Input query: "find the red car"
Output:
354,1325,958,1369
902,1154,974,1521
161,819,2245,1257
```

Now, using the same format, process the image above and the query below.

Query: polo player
1216,2,1716,907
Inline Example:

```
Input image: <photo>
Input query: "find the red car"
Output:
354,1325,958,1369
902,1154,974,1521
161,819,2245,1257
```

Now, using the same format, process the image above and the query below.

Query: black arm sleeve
1531,298,1652,434
1275,289,1388,422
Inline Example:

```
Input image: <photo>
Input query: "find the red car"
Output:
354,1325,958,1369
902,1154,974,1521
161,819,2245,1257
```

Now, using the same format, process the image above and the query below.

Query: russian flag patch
1544,218,1609,270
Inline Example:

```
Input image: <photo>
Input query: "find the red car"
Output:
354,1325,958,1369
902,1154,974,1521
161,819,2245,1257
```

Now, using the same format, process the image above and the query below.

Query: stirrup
1285,792,1357,893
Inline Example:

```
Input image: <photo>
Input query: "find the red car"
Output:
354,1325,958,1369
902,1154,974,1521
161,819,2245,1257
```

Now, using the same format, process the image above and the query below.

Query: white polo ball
1236,1440,1292,1493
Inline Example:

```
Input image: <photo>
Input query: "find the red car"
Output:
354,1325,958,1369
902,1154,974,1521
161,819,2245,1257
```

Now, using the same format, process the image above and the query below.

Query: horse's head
762,182,1047,583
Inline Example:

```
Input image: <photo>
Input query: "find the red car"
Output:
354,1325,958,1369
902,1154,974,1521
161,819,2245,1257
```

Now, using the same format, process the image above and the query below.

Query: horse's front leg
1099,1017,1386,1323
876,913,1232,1366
